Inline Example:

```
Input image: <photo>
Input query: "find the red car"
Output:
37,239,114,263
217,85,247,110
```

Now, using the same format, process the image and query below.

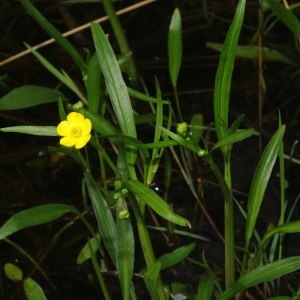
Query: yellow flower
56,112,92,149
176,122,188,137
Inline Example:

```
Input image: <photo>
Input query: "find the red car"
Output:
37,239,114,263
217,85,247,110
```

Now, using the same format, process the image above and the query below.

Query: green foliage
0,85,64,110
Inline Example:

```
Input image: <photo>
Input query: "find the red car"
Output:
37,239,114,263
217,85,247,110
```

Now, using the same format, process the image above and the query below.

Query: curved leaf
124,180,191,227
0,85,63,110
0,204,77,240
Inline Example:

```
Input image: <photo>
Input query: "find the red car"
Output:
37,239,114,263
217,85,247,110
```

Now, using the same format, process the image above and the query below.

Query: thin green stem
224,156,235,288
129,195,167,300
101,0,138,81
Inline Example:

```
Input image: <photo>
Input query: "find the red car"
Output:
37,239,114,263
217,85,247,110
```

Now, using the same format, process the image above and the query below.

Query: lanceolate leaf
245,125,285,247
84,172,117,264
0,204,77,240
0,86,64,110
1,126,57,136
214,0,246,144
218,256,300,300
168,8,182,87
124,180,191,227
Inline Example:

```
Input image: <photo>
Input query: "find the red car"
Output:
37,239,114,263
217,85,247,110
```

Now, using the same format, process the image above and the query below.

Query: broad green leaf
0,85,63,110
262,220,300,245
124,180,191,227
218,256,300,300
23,277,47,300
116,201,135,300
214,0,246,144
157,243,195,270
0,204,77,240
168,8,182,87
85,52,102,113
1,126,57,136
76,235,100,264
20,0,86,70
211,129,255,151
245,125,285,247
84,172,117,264
266,0,300,35
4,263,23,281
207,43,293,64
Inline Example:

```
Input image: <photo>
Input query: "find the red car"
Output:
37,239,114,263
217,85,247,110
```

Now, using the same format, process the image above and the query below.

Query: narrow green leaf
124,180,191,227
197,275,215,300
245,125,285,247
0,204,77,240
116,201,135,300
207,43,293,64
214,0,246,143
84,171,117,264
190,114,204,144
144,262,162,300
0,85,64,110
20,0,86,70
91,23,136,138
80,108,120,136
168,8,182,87
1,126,57,136
266,0,300,35
127,87,169,104
157,243,195,270
160,126,206,157
91,22,137,178
23,277,47,300
262,220,300,245
25,44,86,102
211,129,255,151
218,256,300,300
76,235,100,264
4,263,23,282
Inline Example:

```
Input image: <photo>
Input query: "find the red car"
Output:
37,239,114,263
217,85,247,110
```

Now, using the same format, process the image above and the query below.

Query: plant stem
224,156,235,288
129,195,168,300
102,0,138,82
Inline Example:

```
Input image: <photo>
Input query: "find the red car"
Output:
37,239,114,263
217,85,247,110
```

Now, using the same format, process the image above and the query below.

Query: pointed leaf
1,126,57,136
124,180,191,227
0,204,77,240
245,125,285,247
23,277,47,300
0,85,64,110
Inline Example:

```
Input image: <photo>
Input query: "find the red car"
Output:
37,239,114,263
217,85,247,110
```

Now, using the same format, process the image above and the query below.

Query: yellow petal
74,135,91,149
67,112,84,125
60,136,76,147
57,120,71,136
81,119,92,136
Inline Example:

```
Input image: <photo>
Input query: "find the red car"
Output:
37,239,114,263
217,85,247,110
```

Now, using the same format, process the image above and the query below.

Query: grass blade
213,0,246,143
124,180,191,227
0,85,64,110
245,125,285,247
0,204,77,240
1,126,57,136
20,0,86,70
116,201,135,300
218,256,300,300
84,172,117,264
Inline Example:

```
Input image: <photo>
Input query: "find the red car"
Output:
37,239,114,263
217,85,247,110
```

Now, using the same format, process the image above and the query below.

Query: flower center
71,126,81,137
